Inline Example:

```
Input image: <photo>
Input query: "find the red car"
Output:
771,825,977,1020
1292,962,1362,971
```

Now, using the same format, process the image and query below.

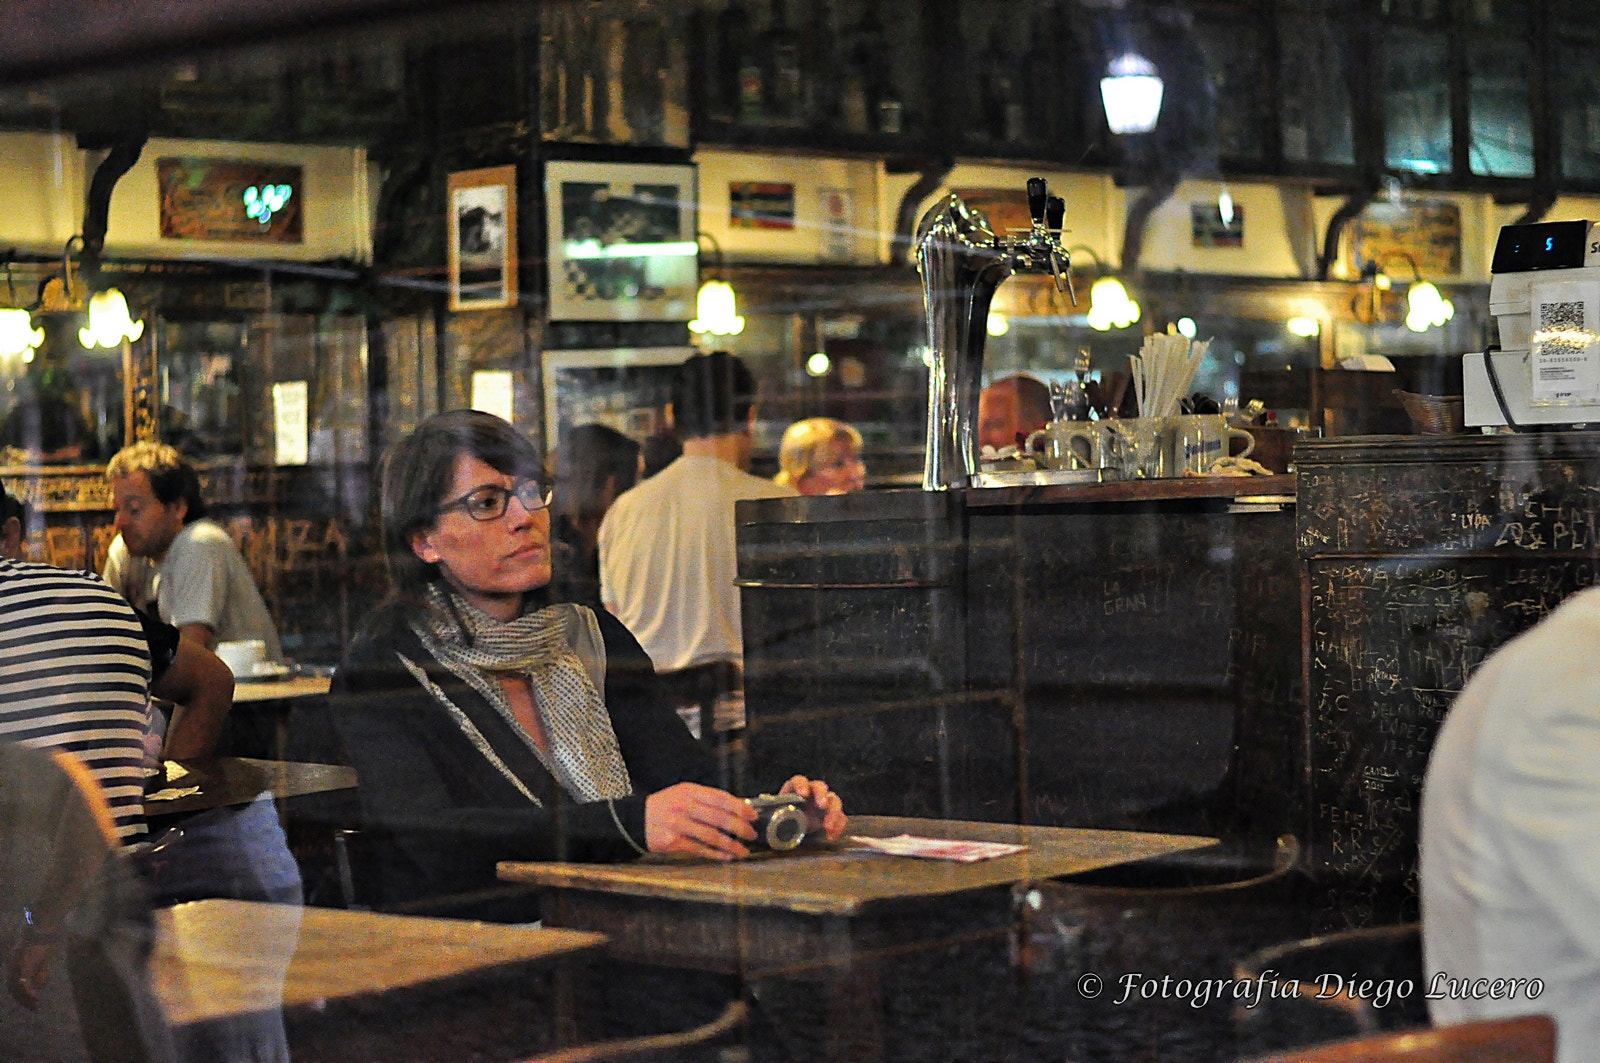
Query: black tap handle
1046,196,1065,233
1027,178,1047,224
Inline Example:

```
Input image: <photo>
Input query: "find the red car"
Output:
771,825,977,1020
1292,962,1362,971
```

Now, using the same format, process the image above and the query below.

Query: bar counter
736,475,1303,857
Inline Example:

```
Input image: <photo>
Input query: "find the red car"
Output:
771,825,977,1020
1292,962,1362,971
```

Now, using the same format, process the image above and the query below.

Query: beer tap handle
1026,178,1047,226
1046,196,1065,235
1059,253,1077,303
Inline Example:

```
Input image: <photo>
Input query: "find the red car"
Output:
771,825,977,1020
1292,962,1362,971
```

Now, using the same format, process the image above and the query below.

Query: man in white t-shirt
1420,585,1600,1063
102,442,284,664
598,352,793,739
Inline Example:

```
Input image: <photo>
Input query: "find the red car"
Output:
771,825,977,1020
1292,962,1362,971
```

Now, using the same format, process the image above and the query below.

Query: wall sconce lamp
0,259,42,361
689,231,745,339
80,288,144,349
1067,245,1141,331
37,236,145,350
1357,253,1454,333
1101,52,1164,135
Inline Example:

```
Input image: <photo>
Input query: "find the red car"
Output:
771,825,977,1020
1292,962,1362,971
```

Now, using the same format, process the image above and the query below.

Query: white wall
0,132,87,252
108,138,371,262
0,134,371,262
694,148,883,265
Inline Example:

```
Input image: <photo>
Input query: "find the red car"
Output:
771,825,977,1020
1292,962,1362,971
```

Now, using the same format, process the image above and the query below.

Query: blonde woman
774,417,866,496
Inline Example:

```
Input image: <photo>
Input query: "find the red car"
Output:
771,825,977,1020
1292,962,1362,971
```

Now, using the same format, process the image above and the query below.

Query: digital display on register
1491,220,1590,273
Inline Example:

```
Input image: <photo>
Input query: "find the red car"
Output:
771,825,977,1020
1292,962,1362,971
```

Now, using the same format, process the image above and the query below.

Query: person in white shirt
102,442,284,663
598,352,794,741
1419,585,1600,1063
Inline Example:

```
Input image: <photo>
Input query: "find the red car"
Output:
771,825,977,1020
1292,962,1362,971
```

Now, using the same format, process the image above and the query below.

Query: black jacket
332,602,713,916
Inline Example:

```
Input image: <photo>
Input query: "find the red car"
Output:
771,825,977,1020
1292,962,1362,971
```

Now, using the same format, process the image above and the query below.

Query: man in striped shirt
0,556,156,841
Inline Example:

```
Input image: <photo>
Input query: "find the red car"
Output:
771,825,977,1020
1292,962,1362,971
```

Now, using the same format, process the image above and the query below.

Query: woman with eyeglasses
333,410,845,919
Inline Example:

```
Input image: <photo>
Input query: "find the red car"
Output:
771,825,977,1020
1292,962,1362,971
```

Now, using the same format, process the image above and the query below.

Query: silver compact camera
748,793,808,851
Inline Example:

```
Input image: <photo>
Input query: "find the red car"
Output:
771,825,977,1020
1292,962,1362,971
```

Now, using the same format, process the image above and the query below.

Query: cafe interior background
3,0,1600,1058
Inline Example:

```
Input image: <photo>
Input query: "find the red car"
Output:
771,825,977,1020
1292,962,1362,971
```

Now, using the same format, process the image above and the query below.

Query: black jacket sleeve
330,606,713,912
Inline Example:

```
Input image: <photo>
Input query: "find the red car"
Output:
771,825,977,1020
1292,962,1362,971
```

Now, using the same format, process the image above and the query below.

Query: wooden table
500,816,1216,1060
145,757,357,819
152,899,606,1049
233,674,333,704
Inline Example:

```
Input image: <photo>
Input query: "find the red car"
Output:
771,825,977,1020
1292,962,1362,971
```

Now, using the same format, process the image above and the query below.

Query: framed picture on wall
541,347,693,457
448,166,518,311
544,161,698,322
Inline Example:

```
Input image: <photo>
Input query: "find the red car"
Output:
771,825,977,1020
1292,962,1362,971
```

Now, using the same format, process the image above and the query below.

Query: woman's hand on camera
645,782,757,860
778,775,848,841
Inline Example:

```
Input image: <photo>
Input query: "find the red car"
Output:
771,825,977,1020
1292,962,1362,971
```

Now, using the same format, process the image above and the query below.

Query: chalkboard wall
1299,433,1600,929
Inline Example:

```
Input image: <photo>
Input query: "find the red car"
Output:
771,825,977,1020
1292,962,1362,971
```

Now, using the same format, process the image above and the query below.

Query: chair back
1241,1014,1555,1063
1234,923,1426,1054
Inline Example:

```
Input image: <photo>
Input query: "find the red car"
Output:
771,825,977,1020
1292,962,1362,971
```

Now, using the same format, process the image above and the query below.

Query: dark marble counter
736,484,1303,856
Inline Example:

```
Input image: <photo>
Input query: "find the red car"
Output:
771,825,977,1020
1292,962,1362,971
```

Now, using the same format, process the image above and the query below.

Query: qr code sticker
1541,301,1586,332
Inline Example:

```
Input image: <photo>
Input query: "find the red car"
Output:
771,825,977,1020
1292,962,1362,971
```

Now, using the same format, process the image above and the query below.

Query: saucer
247,662,292,680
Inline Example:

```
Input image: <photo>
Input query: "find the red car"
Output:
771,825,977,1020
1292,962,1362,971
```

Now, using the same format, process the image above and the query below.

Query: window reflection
1467,39,1533,178
159,321,245,460
0,317,123,466
1278,16,1354,166
1384,29,1451,175
1556,41,1600,183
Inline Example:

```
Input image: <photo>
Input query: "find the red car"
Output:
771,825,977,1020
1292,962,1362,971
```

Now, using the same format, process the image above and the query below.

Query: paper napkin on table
850,834,1029,863
146,786,201,802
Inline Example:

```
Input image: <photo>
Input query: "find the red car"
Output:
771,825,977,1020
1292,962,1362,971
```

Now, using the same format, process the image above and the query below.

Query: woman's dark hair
552,424,640,528
377,409,543,612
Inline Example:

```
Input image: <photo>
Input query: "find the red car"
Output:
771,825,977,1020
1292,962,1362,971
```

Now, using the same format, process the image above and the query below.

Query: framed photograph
545,161,698,322
448,166,518,311
541,347,692,457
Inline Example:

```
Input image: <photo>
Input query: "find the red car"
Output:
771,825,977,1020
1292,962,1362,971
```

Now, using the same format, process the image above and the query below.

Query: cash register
1464,219,1600,427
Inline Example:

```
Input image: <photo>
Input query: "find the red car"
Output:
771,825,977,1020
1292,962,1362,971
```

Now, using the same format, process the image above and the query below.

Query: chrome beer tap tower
916,177,1075,490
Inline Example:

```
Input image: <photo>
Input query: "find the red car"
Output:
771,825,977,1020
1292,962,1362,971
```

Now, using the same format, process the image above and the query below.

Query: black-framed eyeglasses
436,479,551,522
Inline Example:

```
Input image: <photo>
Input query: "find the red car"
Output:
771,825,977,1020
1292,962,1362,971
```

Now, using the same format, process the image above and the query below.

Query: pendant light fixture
1100,53,1164,135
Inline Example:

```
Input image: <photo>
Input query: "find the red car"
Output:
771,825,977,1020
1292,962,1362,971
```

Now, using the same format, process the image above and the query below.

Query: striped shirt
1,558,152,841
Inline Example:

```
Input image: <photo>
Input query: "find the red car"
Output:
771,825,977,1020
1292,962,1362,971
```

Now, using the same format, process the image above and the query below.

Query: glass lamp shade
1405,281,1454,333
1087,276,1140,331
0,308,43,358
78,288,145,349
688,279,746,337
1100,54,1164,135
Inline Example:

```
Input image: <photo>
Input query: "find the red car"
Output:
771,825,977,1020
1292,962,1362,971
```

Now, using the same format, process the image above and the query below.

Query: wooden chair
1241,1014,1555,1063
45,525,87,570
1233,923,1427,1053
90,523,118,573
515,999,748,1063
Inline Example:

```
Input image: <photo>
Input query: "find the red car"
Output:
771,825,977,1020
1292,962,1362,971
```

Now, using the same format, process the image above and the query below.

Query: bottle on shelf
858,6,902,135
762,0,806,125
978,26,1023,145
714,3,757,124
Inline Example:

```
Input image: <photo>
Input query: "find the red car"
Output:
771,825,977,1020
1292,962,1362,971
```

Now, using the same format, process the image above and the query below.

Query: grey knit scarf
405,583,633,804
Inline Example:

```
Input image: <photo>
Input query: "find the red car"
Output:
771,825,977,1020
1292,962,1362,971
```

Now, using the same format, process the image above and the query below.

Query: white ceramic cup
215,639,267,678
1164,414,1255,476
1025,420,1112,471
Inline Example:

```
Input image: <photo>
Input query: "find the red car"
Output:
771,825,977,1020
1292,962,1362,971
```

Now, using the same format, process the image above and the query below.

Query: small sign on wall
272,380,309,466
158,158,304,243
729,182,795,230
1347,199,1462,277
818,187,856,262
1192,203,1244,248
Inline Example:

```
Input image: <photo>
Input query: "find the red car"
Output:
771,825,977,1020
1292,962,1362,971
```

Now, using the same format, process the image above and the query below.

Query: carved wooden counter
1298,432,1600,929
